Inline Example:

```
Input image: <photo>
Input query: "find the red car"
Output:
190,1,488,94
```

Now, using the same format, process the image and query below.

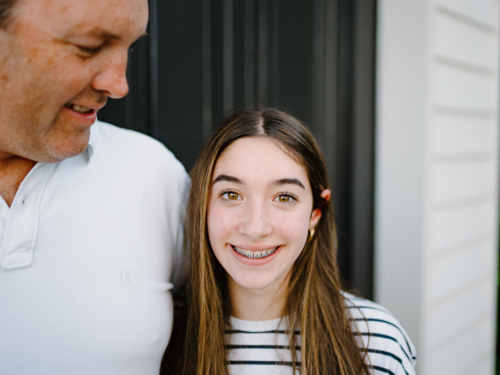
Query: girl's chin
232,280,275,292
228,271,289,294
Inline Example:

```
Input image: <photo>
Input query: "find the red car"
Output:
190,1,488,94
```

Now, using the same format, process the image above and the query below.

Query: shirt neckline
229,316,287,332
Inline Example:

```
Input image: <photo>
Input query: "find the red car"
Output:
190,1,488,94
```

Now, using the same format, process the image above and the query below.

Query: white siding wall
375,1,499,374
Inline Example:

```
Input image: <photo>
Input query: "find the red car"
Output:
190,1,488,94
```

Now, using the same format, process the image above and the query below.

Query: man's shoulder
92,121,186,176
93,121,173,159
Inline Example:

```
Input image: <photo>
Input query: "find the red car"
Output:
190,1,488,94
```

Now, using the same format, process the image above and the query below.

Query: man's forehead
21,0,148,14
19,0,148,36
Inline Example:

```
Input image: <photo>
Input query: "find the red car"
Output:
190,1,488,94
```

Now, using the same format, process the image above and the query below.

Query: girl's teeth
232,245,279,259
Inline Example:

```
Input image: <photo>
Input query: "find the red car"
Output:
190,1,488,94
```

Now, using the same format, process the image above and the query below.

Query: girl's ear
309,189,331,228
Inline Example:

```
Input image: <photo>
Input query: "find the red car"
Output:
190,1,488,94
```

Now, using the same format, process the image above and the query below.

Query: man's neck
0,152,37,206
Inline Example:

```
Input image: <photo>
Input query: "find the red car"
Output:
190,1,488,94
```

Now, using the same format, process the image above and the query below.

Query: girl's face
207,137,328,298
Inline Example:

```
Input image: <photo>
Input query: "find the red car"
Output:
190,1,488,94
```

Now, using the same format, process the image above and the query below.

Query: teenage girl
165,108,416,375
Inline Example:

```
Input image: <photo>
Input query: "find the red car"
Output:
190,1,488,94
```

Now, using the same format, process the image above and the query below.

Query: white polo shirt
0,121,189,375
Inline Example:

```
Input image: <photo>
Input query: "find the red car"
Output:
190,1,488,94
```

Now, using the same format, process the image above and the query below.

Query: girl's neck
228,275,289,321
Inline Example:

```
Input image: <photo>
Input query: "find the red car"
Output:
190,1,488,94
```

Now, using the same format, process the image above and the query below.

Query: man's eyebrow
65,28,148,42
90,28,148,40
213,174,243,185
89,29,120,40
270,178,305,189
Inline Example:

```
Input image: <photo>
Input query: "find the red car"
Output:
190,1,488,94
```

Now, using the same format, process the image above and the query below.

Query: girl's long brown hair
164,108,370,375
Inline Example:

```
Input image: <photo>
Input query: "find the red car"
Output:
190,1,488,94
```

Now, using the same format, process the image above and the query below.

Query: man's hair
0,0,17,28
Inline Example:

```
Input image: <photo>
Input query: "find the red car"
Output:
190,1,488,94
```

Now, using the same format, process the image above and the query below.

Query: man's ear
309,189,331,228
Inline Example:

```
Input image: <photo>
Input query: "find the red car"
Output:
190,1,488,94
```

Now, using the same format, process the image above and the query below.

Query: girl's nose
237,200,272,240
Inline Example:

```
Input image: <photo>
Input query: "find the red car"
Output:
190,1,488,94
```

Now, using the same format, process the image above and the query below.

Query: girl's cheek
209,207,237,236
275,212,310,238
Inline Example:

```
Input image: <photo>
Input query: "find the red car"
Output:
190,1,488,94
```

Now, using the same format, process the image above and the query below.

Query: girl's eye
221,191,242,201
274,194,296,203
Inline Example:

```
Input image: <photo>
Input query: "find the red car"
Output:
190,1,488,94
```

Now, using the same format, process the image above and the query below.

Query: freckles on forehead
23,0,148,36
27,0,147,13
85,0,149,29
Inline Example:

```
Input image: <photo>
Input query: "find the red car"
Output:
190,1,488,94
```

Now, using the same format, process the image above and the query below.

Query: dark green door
99,0,377,299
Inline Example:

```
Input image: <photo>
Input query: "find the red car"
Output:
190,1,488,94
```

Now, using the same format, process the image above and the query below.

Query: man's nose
237,201,272,240
91,50,130,99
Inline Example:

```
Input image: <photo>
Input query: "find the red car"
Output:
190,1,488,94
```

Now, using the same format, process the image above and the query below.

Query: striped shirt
225,293,417,375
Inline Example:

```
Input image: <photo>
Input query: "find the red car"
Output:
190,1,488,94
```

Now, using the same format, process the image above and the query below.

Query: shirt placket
0,196,9,257
1,163,56,270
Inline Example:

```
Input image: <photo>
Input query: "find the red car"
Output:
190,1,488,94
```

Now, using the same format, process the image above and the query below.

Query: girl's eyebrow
213,174,243,185
212,175,305,189
270,178,305,189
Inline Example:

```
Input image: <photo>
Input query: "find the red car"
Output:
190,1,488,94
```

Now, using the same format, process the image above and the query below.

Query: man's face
0,0,148,162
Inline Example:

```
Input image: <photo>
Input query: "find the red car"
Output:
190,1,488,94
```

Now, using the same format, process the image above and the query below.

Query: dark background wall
99,0,377,299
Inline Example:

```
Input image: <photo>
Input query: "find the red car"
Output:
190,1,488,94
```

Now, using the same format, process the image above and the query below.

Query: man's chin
39,133,91,163
43,147,87,163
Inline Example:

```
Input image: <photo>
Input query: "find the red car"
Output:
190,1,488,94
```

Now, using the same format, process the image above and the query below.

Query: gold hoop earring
307,227,315,242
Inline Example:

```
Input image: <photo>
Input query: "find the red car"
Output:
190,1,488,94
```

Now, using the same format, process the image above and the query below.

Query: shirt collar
84,121,98,164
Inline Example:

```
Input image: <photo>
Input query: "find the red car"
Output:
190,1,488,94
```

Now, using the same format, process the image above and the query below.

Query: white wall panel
434,114,496,155
428,202,496,252
376,1,499,374
435,11,496,68
436,0,498,27
473,357,496,375
428,239,494,300
427,281,493,347
426,319,494,375
435,64,497,110
374,0,428,348
430,160,495,203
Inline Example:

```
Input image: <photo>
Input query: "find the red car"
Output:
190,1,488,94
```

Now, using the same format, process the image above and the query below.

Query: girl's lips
232,245,279,258
229,244,284,266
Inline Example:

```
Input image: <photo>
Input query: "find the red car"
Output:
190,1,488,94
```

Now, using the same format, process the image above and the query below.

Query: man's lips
64,102,104,115
62,102,102,127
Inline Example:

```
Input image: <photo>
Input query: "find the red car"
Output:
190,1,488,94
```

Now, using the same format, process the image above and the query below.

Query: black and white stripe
225,293,416,375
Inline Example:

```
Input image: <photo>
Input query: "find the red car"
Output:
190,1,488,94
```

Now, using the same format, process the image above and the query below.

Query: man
0,0,188,374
